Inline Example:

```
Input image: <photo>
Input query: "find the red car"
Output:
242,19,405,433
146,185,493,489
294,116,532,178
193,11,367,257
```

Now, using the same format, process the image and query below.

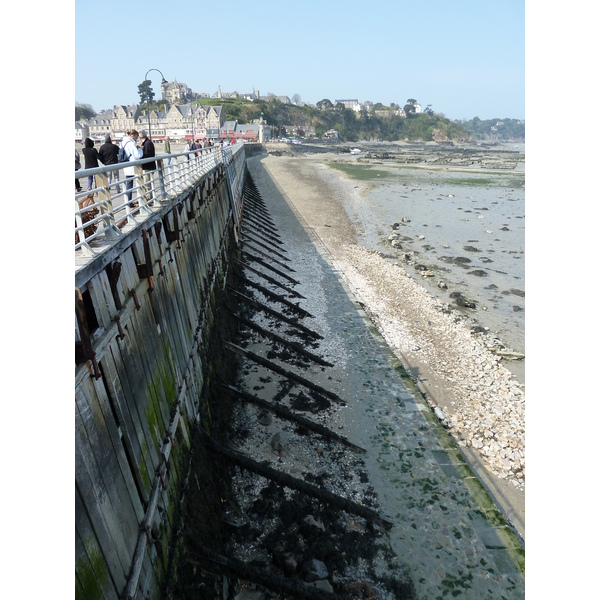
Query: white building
335,99,362,112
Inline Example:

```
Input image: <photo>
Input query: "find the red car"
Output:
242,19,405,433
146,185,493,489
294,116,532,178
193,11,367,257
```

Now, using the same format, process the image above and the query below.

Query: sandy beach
247,147,525,529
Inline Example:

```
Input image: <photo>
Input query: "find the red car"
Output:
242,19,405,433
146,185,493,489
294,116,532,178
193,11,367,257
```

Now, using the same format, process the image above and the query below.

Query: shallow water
334,159,525,357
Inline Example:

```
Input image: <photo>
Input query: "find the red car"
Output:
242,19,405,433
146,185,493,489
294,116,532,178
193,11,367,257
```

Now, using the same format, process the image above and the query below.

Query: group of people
75,133,220,198
75,130,160,201
184,138,213,160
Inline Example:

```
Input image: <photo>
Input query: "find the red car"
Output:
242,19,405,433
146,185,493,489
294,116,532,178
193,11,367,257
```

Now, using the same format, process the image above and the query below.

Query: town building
219,119,271,143
86,110,115,139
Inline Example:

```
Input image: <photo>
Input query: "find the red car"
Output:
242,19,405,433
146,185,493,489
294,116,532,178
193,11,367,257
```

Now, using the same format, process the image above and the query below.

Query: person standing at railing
120,129,143,202
140,130,156,202
98,134,121,194
75,148,82,192
164,136,172,166
184,139,191,160
82,138,100,191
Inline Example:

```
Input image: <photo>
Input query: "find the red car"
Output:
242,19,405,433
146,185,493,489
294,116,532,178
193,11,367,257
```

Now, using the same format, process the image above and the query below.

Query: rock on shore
336,244,525,489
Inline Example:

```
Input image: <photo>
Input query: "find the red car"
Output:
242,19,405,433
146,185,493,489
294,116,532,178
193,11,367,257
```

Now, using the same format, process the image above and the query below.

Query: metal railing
75,144,241,257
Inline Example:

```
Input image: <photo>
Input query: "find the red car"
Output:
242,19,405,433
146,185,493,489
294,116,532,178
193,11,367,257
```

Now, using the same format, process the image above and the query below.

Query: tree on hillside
138,80,155,105
404,99,418,117
292,93,302,105
75,103,96,121
316,99,333,110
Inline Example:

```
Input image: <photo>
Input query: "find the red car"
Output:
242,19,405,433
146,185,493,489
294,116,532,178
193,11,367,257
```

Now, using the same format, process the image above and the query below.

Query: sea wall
75,148,246,599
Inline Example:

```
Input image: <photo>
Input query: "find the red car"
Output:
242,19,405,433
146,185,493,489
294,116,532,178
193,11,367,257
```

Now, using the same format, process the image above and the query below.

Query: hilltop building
335,99,361,112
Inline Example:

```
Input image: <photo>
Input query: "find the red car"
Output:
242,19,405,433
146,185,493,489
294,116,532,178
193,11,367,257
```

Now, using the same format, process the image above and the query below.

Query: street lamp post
144,68,167,140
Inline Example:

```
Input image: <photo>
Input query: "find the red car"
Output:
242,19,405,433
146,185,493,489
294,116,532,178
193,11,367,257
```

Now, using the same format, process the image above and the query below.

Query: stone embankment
337,245,525,490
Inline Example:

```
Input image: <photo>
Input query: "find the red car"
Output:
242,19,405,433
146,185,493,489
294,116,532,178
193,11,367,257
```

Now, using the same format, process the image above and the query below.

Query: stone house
161,80,192,104
137,109,168,140
220,120,271,143
75,121,89,143
111,105,141,138
87,110,114,141
220,121,237,139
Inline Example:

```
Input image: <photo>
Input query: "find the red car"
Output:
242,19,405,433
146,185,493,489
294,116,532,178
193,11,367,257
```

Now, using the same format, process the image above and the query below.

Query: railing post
75,197,93,257
96,172,120,239
134,165,153,217
156,160,168,203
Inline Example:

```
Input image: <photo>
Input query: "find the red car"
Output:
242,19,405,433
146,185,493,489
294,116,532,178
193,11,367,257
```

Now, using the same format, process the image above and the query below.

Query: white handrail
75,145,240,257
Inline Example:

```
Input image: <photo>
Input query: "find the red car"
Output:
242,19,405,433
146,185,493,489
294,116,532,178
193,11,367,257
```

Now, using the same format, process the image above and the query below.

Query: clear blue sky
75,0,524,120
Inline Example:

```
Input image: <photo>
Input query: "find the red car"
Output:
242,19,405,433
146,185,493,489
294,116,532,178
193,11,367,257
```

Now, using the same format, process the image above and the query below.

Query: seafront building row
76,102,272,145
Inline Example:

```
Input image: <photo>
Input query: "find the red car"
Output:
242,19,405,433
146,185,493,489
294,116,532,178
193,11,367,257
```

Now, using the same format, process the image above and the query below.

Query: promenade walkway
234,156,525,598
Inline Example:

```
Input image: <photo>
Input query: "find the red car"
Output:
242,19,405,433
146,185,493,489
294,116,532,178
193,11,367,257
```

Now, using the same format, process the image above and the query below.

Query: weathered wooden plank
162,255,196,359
86,269,118,330
123,262,174,438
109,254,163,474
75,442,128,592
100,347,151,504
75,517,119,600
178,218,204,313
142,228,184,427
91,359,146,520
118,246,142,298
167,232,201,335
104,323,161,488
76,379,139,561
147,258,188,396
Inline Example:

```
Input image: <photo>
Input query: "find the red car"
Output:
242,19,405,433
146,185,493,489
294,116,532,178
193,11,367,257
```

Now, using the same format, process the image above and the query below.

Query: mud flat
249,148,525,529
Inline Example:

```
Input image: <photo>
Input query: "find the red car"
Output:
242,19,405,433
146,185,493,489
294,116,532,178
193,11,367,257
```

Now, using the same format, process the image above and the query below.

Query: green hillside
76,97,524,142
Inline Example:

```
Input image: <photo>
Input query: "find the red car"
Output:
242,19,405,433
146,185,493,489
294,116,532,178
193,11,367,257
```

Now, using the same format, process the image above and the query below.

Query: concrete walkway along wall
75,149,245,600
